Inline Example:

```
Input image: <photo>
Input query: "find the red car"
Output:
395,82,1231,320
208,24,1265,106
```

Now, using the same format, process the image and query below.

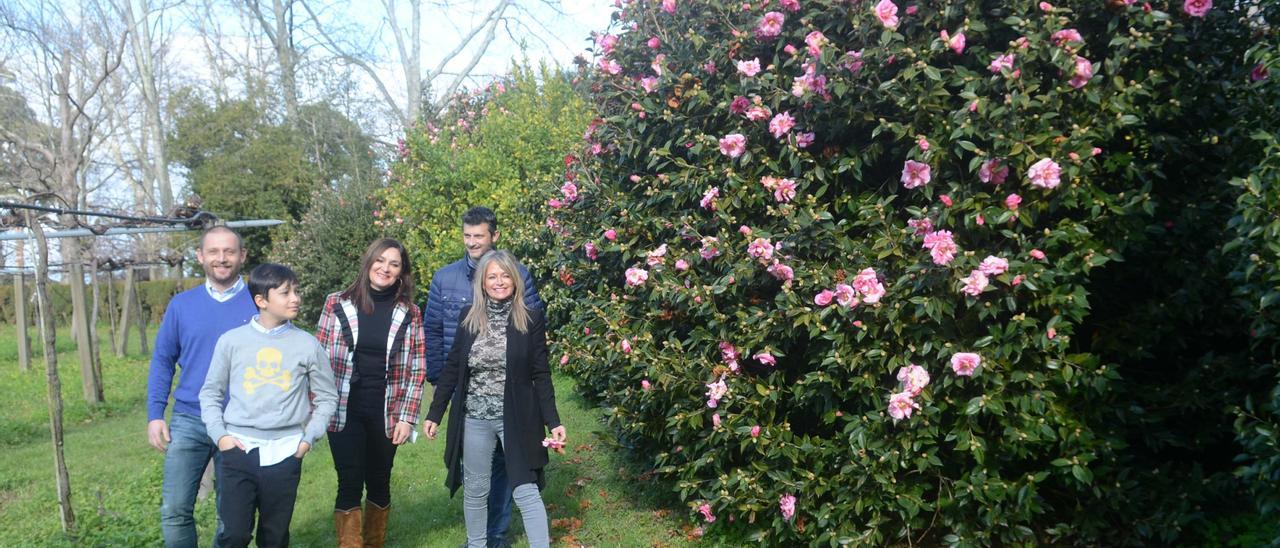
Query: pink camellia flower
979,255,1010,276
804,31,827,57
1092,147,1103,156
940,30,966,54
1069,152,1081,162
834,283,858,308
1005,193,1022,210
753,352,777,366
887,390,919,421
843,50,865,73
901,160,931,189
976,214,985,226
922,230,958,265
773,178,797,202
748,237,775,261
1029,248,1046,260
1183,0,1210,17
769,112,796,139
1012,274,1025,286
597,34,619,54
662,0,677,13
561,181,579,201
989,53,1016,73
874,0,899,29
712,413,722,428
641,379,652,391
625,267,649,287
905,4,917,14
604,228,617,241
1069,56,1094,89
719,134,747,158
852,267,886,304
698,503,716,522
739,225,752,236
951,352,981,376
961,269,989,296
1051,29,1083,47
767,262,795,281
969,100,979,112
908,217,933,236
719,341,741,372
939,194,953,207
729,96,750,115
1039,1,1053,11
757,11,785,38
651,54,666,76
781,0,800,11
780,494,797,520
917,136,930,151
547,198,563,209
599,58,621,75
1252,63,1270,82
620,339,633,354
1027,158,1062,189
814,289,835,306
647,36,661,49
640,76,658,93
674,259,690,271
736,57,762,77
745,105,772,122
1047,327,1057,339
706,377,728,408
795,132,815,148
584,242,598,261
980,158,1010,184
559,354,570,366
700,186,720,210
750,425,761,438
784,43,798,56
700,237,721,260
897,364,930,395
647,243,668,266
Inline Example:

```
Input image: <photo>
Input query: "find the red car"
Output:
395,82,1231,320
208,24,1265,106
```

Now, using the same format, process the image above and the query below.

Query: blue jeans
488,445,513,545
160,412,223,548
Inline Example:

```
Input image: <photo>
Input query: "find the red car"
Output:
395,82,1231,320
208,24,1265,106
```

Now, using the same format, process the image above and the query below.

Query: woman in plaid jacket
316,238,427,548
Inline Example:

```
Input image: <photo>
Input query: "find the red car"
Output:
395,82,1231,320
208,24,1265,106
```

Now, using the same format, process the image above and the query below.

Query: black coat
424,305,560,496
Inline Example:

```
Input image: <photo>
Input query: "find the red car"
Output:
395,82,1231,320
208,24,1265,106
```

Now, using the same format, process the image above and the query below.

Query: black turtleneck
353,284,397,385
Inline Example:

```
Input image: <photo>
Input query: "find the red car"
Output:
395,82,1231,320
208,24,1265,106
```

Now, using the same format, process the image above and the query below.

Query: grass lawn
0,324,698,547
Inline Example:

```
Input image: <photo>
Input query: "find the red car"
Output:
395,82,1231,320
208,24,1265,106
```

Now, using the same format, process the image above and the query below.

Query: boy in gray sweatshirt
200,263,338,548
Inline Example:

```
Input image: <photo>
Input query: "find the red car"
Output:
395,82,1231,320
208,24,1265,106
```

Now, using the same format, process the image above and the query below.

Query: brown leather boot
334,507,363,548
362,501,390,548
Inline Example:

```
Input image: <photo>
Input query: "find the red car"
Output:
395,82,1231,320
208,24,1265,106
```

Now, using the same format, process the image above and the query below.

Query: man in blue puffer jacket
423,206,542,547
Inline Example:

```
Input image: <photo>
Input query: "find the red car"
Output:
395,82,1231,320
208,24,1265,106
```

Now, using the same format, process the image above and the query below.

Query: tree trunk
272,0,298,120
133,272,149,355
63,239,103,405
118,268,135,355
15,240,31,372
104,266,120,357
28,213,77,535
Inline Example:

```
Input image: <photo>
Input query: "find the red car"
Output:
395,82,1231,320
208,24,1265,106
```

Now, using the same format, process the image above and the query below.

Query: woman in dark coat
422,250,565,548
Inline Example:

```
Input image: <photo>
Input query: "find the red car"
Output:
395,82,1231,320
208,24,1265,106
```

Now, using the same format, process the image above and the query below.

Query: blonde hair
462,250,530,335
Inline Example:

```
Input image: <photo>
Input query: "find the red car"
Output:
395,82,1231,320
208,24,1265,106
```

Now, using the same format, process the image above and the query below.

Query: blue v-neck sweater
146,286,256,421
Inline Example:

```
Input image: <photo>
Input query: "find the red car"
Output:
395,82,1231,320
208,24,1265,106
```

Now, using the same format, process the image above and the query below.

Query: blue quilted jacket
423,255,543,383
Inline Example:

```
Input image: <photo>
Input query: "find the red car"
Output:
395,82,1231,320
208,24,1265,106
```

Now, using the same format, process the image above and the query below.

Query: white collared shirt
250,315,293,336
206,277,246,303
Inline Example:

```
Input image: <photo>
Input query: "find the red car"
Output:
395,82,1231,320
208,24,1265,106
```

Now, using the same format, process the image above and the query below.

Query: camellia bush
545,0,1276,544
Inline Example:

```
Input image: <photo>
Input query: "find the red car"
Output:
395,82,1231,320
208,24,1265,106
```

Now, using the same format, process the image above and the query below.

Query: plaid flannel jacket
316,292,428,437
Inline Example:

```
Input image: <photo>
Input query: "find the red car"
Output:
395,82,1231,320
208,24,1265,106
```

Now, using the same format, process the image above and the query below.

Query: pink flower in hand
950,352,981,376
901,160,931,189
1027,158,1061,189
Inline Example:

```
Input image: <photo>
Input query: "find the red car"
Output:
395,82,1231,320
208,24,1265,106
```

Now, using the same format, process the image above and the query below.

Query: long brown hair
341,238,415,314
462,250,530,335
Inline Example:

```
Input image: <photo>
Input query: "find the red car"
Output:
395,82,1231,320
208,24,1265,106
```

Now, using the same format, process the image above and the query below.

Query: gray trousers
463,417,549,548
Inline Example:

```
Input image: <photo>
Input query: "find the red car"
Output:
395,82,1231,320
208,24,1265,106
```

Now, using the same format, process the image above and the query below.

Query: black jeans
330,382,398,510
216,447,302,548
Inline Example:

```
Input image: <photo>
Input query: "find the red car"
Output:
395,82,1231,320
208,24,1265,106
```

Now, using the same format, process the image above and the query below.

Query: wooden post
64,238,103,405
117,268,134,355
28,212,77,534
133,273,148,355
15,240,31,372
88,256,103,389
104,264,120,357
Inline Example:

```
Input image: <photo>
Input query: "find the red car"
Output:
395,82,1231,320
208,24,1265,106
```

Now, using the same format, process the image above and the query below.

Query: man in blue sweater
423,206,542,547
146,227,256,547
